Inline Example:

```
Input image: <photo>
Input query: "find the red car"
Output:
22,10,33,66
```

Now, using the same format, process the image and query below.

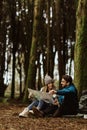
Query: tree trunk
46,0,50,74
24,0,42,101
9,0,17,99
55,0,64,86
74,0,87,96
0,0,7,97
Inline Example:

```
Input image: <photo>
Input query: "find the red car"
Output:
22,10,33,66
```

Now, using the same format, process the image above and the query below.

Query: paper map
28,88,54,104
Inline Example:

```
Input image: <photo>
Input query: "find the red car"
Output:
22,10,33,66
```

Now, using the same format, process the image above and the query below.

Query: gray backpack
79,90,87,114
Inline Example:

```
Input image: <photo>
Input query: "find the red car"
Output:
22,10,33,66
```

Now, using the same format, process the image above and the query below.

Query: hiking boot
53,109,62,117
32,107,43,117
19,107,29,118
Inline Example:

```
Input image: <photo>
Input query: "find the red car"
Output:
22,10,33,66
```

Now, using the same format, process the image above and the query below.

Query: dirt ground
0,102,87,130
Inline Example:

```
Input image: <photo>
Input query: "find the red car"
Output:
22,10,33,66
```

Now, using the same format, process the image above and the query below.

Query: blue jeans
37,100,46,110
28,99,48,110
28,100,39,110
37,100,54,111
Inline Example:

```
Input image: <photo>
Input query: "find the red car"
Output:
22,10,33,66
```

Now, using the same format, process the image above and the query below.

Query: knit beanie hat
44,74,54,85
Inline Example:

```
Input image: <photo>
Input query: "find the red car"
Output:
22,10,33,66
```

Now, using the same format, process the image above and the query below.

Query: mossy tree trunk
24,0,42,101
74,0,87,96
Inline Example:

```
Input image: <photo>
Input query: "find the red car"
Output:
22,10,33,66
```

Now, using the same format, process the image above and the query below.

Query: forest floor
0,101,87,130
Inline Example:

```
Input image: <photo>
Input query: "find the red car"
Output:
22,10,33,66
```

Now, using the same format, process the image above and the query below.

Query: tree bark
0,0,7,97
24,0,42,101
74,0,87,96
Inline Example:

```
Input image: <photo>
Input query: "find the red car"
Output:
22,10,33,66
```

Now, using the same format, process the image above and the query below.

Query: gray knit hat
44,74,54,85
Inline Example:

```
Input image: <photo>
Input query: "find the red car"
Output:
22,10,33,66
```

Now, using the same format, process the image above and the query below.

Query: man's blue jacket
56,84,79,115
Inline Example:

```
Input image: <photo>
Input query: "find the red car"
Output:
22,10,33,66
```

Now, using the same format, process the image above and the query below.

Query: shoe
25,110,34,117
29,110,34,114
84,114,87,119
19,107,29,118
53,109,62,117
32,107,43,117
28,110,34,116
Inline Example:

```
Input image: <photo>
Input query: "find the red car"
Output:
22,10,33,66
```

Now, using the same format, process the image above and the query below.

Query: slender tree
9,0,17,98
0,0,7,97
55,0,65,86
46,0,51,74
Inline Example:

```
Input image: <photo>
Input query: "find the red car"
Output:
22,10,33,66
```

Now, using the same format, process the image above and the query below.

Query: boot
53,109,62,117
32,107,44,117
19,107,29,118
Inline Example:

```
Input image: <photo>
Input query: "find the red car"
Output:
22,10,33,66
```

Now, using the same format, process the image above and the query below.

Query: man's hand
49,90,56,95
53,98,58,105
53,98,60,107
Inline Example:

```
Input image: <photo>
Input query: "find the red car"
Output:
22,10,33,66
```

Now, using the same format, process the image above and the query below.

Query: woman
19,74,55,117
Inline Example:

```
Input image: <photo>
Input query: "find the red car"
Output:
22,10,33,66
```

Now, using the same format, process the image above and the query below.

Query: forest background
0,0,87,102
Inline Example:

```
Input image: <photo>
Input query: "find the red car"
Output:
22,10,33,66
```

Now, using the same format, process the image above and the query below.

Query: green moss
78,16,87,44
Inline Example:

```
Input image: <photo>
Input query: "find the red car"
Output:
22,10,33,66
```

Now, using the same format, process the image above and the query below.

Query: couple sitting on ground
19,74,79,118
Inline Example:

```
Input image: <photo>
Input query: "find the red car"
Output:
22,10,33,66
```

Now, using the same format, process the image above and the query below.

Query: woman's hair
62,75,72,84
46,83,55,92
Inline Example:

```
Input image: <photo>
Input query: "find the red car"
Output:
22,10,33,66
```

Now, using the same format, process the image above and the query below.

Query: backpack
79,90,87,114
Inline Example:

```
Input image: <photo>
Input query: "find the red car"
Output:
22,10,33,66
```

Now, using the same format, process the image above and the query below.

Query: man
33,75,79,117
52,75,79,117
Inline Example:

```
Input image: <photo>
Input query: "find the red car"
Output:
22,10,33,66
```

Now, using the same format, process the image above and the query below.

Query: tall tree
46,0,50,74
74,0,87,96
9,0,17,98
55,0,64,86
0,0,7,97
24,0,42,101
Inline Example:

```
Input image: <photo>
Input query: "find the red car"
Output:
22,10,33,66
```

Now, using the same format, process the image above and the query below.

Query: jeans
28,100,39,110
28,99,47,110
37,100,47,110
